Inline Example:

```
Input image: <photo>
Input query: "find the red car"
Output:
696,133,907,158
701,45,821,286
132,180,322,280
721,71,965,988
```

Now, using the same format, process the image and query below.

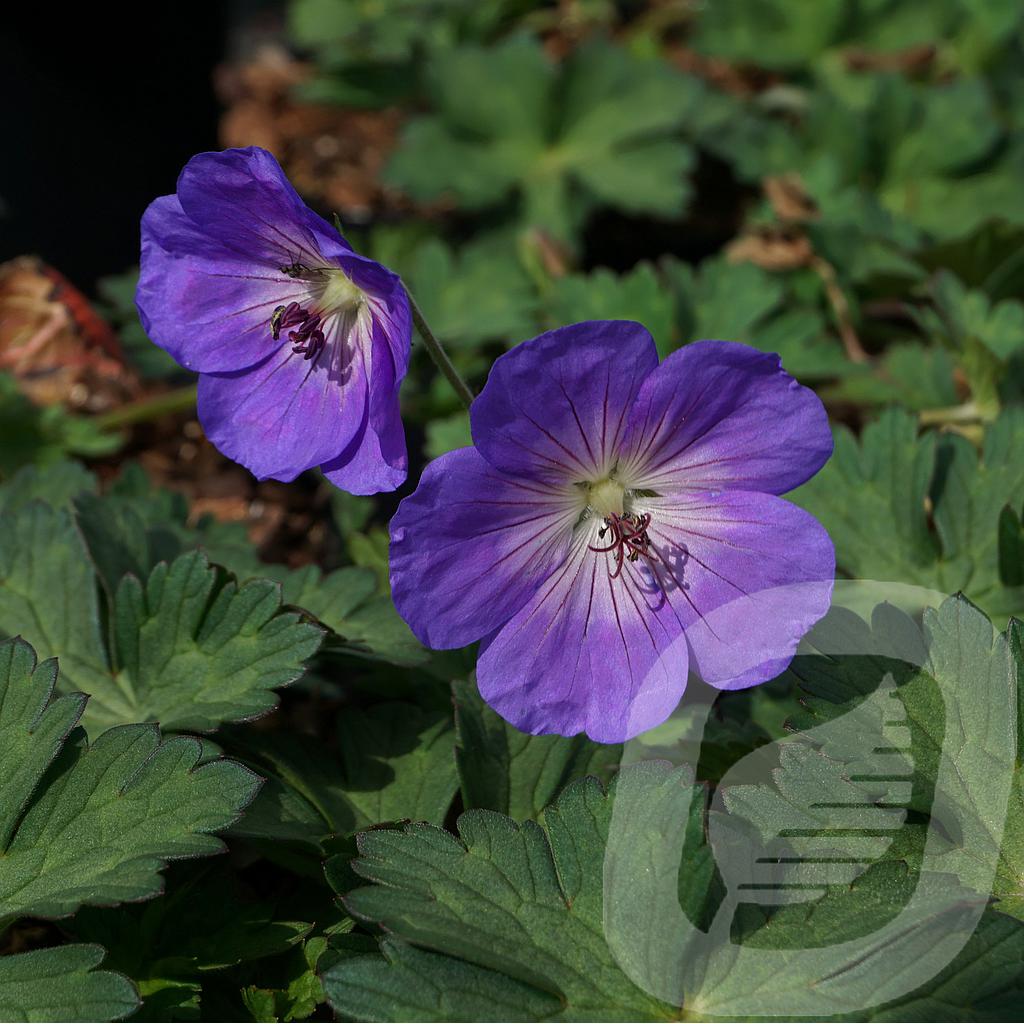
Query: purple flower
390,322,835,742
136,147,410,493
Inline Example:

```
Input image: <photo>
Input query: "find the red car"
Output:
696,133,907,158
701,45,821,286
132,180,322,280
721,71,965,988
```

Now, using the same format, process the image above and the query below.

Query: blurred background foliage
5,0,1024,613
280,0,1024,434
4,0,1024,614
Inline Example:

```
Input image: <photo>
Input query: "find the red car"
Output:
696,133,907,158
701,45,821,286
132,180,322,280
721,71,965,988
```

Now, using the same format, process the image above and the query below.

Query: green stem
918,401,981,427
93,384,198,431
405,288,474,410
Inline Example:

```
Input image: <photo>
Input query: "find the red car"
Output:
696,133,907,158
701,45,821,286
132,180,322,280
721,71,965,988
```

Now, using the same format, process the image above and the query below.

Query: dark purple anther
289,314,326,361
268,302,326,361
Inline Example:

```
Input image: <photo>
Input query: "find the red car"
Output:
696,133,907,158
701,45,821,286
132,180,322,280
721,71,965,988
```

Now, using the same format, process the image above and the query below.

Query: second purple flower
137,147,410,494
390,322,836,742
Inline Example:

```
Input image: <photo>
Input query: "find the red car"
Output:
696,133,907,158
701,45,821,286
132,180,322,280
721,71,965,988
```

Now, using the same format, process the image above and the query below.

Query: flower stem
809,254,870,364
93,384,199,431
918,401,982,427
405,288,475,410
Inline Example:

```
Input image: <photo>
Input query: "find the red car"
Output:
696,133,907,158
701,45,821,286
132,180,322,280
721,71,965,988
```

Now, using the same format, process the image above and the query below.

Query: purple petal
638,489,834,690
389,448,581,649
197,316,371,482
321,415,405,495
138,194,308,373
471,321,659,484
617,340,832,496
321,297,410,494
175,147,347,267
476,527,692,743
362,282,412,396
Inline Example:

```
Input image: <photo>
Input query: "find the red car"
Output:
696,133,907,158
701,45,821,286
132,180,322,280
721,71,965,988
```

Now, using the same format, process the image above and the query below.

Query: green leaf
999,503,1024,587
0,513,323,734
912,270,1024,410
429,33,551,140
690,596,1024,1018
0,502,124,729
387,37,697,243
0,460,96,516
322,938,562,1022
930,410,1024,617
790,408,1024,621
692,0,848,69
0,375,121,478
346,529,391,589
425,412,473,459
826,344,959,411
399,234,537,350
866,910,1024,1020
0,944,139,1023
788,596,1024,919
131,978,199,1022
750,307,853,381
712,67,1019,266
72,488,182,601
226,730,362,849
337,702,458,828
792,408,938,581
388,116,524,207
290,0,443,66
546,263,676,357
993,618,1024,920
328,627,1024,1021
0,636,260,924
77,466,424,669
274,562,429,667
645,595,1023,1017
912,600,1022,912
238,935,328,1023
229,701,456,849
453,679,620,820
110,551,323,732
337,770,679,1020
0,639,87,851
888,79,1000,184
667,256,785,346
71,865,310,980
573,137,695,217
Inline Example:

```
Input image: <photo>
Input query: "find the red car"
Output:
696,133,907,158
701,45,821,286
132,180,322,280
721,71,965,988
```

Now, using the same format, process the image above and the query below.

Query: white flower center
318,268,365,315
587,477,626,519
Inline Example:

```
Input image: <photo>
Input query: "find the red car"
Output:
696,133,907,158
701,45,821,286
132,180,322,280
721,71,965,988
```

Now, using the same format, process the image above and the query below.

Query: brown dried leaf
667,44,781,97
764,173,819,224
0,257,139,411
726,227,814,271
844,43,936,75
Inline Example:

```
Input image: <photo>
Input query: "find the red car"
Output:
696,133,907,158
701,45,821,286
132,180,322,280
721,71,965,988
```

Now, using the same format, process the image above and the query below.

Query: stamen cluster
589,511,653,579
271,302,326,361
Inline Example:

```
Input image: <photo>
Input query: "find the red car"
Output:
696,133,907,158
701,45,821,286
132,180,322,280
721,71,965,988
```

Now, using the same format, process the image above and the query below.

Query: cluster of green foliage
4,0,1024,1021
2,465,1023,1020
